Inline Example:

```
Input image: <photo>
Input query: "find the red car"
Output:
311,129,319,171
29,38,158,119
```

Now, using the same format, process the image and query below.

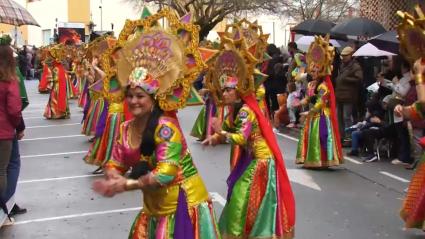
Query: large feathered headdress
115,8,216,111
306,34,334,77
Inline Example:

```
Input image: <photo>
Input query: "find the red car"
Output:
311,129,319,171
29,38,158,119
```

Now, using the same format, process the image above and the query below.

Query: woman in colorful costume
76,49,90,108
395,6,425,231
38,47,52,94
43,44,70,119
202,36,295,239
84,36,116,166
295,35,343,168
190,74,226,141
92,9,221,238
86,43,129,168
81,37,112,138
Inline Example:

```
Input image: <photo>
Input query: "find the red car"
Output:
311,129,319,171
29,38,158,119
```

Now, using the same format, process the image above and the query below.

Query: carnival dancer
76,51,89,108
81,39,110,138
92,8,221,238
395,58,425,232
38,47,52,94
86,45,128,168
43,44,70,119
295,35,343,168
202,37,295,238
395,6,425,231
83,55,109,166
190,74,225,141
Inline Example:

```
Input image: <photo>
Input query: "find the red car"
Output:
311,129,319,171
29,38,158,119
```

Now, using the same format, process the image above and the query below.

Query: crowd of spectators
265,41,423,169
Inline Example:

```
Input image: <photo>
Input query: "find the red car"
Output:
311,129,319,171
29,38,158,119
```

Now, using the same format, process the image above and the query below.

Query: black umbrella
292,19,335,35
331,17,386,38
368,30,399,54
292,19,347,40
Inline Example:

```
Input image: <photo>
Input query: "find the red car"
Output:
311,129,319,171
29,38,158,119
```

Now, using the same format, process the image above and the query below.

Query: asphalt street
0,80,423,239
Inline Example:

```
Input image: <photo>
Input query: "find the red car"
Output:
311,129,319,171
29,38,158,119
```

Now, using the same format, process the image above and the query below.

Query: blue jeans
351,130,362,151
4,137,20,201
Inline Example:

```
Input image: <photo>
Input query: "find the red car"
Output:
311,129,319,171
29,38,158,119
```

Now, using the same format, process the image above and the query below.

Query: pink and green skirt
87,112,124,166
220,154,294,239
129,189,220,239
296,113,342,168
81,98,105,136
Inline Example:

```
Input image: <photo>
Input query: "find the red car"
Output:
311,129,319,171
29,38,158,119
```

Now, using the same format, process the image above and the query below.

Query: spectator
0,43,22,199
25,46,33,79
360,95,394,162
18,47,28,80
347,93,385,157
264,44,284,116
335,46,363,143
286,81,300,128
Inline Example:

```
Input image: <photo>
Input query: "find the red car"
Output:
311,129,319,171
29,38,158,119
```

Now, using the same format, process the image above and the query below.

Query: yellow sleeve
152,119,181,185
226,106,255,145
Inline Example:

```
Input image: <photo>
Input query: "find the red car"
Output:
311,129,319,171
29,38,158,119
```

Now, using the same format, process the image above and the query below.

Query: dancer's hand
413,57,425,75
201,136,213,147
211,117,222,134
104,169,120,180
201,136,218,147
92,176,126,197
394,104,403,117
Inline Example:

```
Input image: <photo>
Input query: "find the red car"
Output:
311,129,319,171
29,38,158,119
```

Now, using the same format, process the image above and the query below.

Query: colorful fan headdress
48,43,67,62
116,8,215,111
218,19,269,91
306,34,335,78
223,19,270,63
397,5,425,63
205,33,258,106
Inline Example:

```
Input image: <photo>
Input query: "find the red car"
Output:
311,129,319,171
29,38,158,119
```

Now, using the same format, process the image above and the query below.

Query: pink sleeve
7,80,22,128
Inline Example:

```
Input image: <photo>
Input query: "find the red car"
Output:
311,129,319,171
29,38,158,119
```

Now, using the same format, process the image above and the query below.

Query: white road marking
276,132,299,142
344,156,363,165
21,134,85,141
24,113,83,120
13,207,143,225
275,132,363,165
19,174,99,184
287,169,322,191
23,116,49,120
26,123,81,129
22,109,49,113
380,171,410,183
10,192,227,225
21,151,87,158
210,192,227,206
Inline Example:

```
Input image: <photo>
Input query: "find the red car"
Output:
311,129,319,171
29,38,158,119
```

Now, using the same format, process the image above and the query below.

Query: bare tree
125,0,358,39
283,0,359,22
125,0,291,39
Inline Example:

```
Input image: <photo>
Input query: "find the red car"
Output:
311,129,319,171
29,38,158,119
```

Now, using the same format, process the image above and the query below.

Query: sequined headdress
205,19,265,105
306,34,335,77
115,8,216,111
222,19,270,63
397,5,425,63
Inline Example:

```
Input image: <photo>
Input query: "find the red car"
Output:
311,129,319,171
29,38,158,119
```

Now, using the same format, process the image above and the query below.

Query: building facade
360,0,424,30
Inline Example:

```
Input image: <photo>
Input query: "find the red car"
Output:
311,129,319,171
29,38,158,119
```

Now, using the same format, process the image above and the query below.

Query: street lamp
99,5,103,31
